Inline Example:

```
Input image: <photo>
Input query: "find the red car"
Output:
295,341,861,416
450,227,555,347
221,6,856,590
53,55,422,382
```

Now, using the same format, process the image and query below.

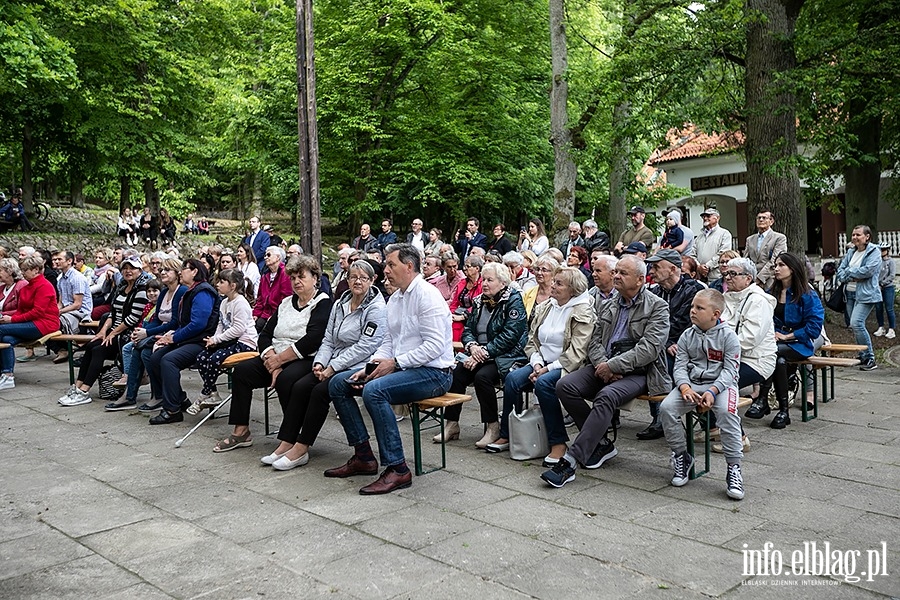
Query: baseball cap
645,249,682,268
626,206,646,215
700,208,720,217
120,256,143,269
624,241,648,255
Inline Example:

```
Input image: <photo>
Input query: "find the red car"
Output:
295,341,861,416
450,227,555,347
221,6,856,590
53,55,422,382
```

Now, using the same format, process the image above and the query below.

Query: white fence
837,231,900,256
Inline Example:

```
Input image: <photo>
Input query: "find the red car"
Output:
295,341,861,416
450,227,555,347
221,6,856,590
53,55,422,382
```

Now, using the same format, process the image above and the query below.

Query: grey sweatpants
659,385,743,465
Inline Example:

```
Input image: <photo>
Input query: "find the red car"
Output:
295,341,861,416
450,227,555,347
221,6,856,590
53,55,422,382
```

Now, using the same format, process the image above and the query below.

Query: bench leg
685,411,711,480
67,340,76,385
410,403,447,476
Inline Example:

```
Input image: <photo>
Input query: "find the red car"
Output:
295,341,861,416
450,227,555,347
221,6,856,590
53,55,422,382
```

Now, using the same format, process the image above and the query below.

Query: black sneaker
583,438,617,469
860,359,877,371
726,463,744,500
670,451,694,487
563,414,575,428
540,457,576,488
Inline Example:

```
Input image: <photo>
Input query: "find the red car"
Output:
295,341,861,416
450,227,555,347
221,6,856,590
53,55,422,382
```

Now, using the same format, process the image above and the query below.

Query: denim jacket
775,288,824,358
837,243,882,304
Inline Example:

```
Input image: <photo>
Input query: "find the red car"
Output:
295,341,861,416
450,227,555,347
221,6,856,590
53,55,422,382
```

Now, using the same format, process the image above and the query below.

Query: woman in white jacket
721,257,777,447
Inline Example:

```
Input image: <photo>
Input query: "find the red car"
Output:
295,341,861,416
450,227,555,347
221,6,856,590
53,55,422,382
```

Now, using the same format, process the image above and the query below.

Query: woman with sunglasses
143,258,221,424
252,246,291,332
522,255,560,316
260,260,383,469
59,255,151,406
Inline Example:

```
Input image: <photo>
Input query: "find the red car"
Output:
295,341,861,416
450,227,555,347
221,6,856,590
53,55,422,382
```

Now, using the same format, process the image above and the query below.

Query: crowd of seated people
4,209,884,502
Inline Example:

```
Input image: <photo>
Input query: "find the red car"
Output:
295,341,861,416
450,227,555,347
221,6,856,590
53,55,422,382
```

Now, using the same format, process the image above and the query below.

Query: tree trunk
549,0,576,244
21,125,34,212
142,178,160,215
119,177,131,213
71,178,84,209
744,0,805,249
608,100,631,243
296,0,322,261
843,102,881,238
251,171,262,217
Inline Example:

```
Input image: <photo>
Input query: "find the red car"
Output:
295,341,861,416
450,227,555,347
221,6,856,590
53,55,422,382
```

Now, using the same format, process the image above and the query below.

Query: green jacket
462,286,527,378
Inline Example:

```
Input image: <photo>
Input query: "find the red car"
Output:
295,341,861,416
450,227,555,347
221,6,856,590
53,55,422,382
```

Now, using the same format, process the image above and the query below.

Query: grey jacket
588,286,671,395
673,320,741,394
313,287,387,373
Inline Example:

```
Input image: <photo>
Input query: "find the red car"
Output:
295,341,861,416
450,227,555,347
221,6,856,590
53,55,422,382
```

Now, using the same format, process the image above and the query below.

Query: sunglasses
722,270,748,278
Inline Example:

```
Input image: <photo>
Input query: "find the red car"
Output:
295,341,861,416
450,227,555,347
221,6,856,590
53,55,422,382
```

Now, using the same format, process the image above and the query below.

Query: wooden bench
54,334,98,384
631,394,752,480
409,393,472,476
19,331,62,357
791,356,861,419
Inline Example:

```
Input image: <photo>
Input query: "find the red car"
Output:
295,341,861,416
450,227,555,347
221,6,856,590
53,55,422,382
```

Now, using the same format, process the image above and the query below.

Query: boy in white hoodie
659,289,745,500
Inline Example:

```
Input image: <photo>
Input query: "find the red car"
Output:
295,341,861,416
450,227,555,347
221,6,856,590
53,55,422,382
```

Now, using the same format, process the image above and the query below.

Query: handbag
509,398,550,461
825,282,846,312
609,337,648,375
98,365,125,401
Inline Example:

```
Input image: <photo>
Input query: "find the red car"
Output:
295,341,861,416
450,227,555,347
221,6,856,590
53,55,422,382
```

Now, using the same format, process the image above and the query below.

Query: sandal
213,432,253,453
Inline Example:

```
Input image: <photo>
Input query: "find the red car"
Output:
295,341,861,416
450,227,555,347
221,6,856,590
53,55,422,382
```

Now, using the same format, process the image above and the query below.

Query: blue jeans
0,322,42,373
125,344,156,402
329,366,452,468
499,364,566,445
876,285,896,329
846,290,876,362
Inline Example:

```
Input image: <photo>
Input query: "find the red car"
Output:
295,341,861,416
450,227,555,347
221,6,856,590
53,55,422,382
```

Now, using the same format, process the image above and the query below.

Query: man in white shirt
325,243,454,494
743,210,787,289
693,208,733,284
406,218,426,251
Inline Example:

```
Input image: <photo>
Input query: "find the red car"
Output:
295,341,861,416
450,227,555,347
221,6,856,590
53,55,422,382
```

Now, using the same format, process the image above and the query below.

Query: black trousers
77,338,120,387
444,362,500,423
276,372,333,446
228,356,313,427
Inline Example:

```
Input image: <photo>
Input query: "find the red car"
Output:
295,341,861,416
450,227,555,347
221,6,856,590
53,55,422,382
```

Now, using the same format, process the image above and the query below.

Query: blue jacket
145,285,188,337
775,288,824,358
837,243,882,304
0,202,25,221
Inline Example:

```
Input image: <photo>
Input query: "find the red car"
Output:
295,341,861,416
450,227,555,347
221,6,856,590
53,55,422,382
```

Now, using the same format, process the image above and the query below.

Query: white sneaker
0,375,15,391
58,385,77,404
887,329,896,339
874,327,886,337
59,389,92,406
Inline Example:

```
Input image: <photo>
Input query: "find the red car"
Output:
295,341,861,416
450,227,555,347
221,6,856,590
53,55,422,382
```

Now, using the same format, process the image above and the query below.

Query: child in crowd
874,242,895,340
107,279,162,408
659,212,684,251
187,269,258,414
658,289,745,500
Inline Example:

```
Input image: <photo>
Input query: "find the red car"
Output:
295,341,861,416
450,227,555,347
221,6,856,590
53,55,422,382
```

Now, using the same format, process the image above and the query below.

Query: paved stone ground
1,355,898,599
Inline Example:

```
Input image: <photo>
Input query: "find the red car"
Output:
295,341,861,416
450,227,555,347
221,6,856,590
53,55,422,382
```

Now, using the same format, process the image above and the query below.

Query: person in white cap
693,208,732,284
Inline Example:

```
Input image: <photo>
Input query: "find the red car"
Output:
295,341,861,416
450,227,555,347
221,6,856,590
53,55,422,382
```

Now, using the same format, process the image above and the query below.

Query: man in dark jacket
582,219,610,253
453,217,487,260
638,249,703,440
558,221,585,256
377,219,398,252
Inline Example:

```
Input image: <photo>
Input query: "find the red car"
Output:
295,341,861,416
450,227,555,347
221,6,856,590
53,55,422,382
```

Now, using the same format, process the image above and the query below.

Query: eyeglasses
534,267,554,273
465,264,480,269
722,270,748,279
150,261,162,266
348,275,371,282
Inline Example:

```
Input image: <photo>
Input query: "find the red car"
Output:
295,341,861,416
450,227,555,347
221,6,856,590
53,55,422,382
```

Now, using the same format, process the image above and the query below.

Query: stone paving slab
0,357,898,598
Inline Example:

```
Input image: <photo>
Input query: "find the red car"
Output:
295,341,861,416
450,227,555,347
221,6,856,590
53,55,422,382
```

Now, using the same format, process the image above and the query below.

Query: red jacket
253,264,292,321
11,274,60,335
0,279,29,316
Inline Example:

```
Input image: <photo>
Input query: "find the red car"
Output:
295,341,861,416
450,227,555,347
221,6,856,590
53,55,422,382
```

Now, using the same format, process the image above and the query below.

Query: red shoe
359,467,412,495
323,456,379,478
